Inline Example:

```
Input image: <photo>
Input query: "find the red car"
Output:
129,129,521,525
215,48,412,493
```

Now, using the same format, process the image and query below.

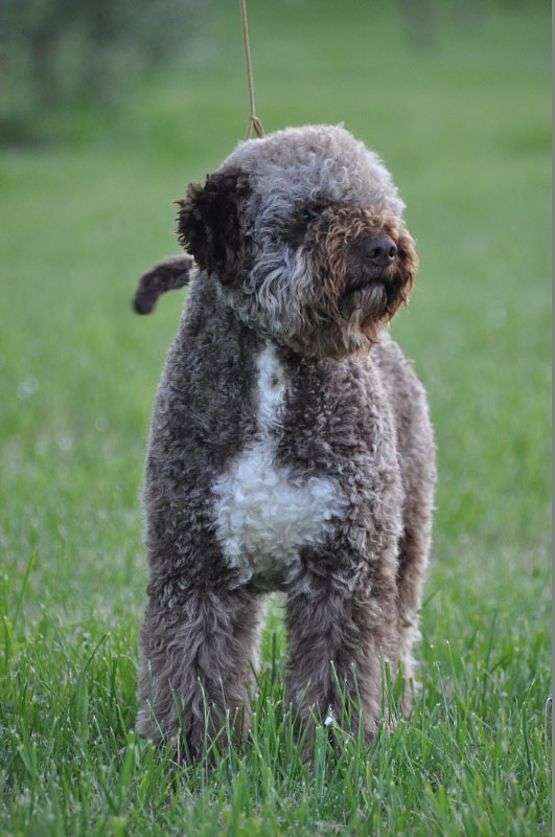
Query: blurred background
0,1,551,831
0,0,550,655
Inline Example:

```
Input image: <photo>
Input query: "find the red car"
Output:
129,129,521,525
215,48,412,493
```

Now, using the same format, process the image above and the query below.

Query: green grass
0,1,551,833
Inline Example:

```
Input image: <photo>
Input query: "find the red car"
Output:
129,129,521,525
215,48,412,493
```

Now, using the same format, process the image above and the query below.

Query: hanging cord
239,0,265,139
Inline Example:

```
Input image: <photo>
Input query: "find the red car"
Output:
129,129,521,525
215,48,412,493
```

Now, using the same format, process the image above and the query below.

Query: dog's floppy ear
176,167,250,285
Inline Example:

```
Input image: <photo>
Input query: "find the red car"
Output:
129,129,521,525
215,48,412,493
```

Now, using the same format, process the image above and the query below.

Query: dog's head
177,125,417,358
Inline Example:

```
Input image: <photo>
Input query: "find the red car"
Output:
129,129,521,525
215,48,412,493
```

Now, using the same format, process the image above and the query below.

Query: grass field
0,2,551,834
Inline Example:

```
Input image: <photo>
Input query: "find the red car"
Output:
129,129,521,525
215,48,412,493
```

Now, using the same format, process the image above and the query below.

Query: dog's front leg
285,551,400,741
137,582,263,761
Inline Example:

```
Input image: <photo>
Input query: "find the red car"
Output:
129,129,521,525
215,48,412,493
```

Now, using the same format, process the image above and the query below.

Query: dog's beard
341,280,389,320
325,283,389,356
305,264,410,358
290,281,391,359
302,210,415,357
222,229,412,359
237,261,406,359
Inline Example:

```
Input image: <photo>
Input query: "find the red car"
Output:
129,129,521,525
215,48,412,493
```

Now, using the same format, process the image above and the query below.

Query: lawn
0,1,551,834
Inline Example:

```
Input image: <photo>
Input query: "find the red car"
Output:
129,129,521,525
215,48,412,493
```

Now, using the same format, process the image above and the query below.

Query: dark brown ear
176,167,250,284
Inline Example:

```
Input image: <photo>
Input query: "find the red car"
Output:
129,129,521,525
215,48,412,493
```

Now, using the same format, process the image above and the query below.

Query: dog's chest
212,344,344,585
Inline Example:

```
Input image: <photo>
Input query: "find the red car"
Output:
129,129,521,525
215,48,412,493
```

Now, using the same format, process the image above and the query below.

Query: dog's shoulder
372,333,427,400
372,333,434,469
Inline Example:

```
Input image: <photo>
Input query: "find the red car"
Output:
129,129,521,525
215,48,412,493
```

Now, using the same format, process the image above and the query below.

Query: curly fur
134,124,436,759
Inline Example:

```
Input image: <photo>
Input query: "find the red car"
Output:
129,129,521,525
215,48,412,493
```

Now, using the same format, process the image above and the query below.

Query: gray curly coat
133,125,436,759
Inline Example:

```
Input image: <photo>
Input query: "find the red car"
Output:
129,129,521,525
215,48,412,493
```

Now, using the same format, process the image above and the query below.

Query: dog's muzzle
345,234,402,296
360,236,398,268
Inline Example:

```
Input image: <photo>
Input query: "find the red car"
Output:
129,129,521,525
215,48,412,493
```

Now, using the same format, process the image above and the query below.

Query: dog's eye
301,206,323,225
300,201,327,225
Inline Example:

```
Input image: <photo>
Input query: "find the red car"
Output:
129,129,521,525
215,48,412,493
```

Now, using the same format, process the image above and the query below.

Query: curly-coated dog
133,124,436,759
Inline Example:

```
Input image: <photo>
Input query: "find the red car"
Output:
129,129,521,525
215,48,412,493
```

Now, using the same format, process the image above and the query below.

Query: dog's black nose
364,237,397,267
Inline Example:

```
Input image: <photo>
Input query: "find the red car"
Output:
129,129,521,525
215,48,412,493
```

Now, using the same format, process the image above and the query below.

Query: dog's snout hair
311,207,417,306
292,206,417,357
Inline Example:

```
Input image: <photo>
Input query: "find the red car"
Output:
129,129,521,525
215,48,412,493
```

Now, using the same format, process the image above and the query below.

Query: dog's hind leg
137,583,263,760
395,478,435,708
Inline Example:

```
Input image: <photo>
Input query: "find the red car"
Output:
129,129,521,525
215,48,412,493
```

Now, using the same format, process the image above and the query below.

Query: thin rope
239,0,265,139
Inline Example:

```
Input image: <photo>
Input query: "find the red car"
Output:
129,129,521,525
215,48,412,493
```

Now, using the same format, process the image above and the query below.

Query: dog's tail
133,255,194,314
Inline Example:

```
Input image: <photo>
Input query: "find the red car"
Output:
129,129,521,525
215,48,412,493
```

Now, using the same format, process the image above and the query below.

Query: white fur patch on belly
212,344,343,585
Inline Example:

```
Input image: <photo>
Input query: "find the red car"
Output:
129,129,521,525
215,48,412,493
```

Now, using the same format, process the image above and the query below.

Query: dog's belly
213,442,342,585
212,342,344,586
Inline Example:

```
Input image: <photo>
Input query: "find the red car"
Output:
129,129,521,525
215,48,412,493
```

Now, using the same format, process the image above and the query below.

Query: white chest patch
212,344,344,585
